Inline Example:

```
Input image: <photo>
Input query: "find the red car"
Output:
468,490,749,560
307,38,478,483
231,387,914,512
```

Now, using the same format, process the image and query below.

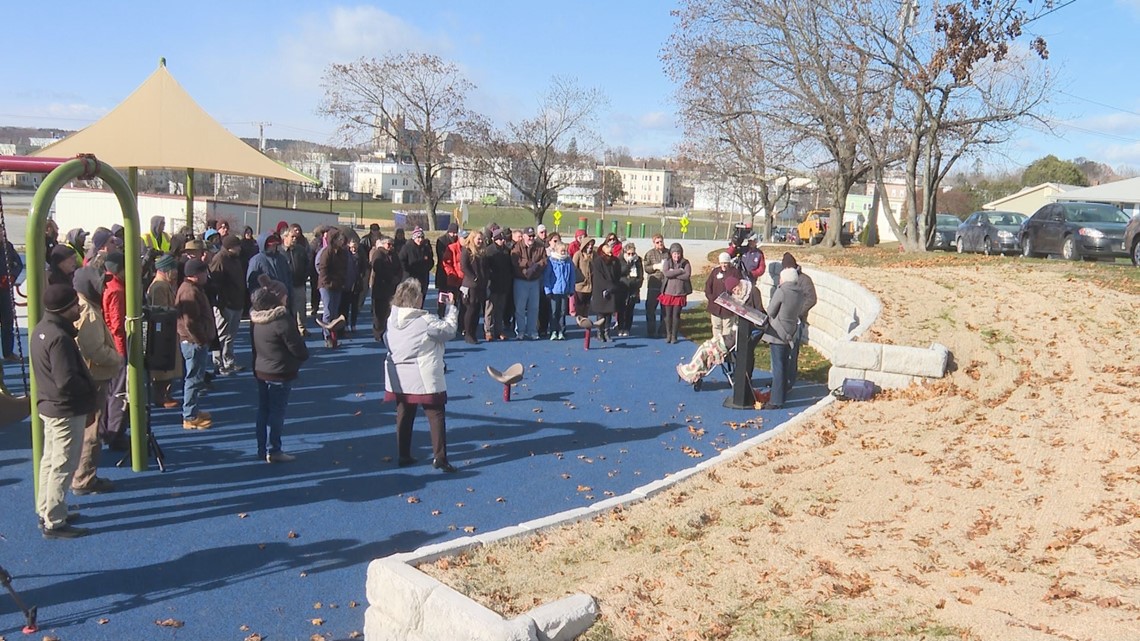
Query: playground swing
0,188,32,427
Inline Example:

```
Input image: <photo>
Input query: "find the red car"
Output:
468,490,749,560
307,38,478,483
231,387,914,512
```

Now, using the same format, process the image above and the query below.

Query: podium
713,292,767,409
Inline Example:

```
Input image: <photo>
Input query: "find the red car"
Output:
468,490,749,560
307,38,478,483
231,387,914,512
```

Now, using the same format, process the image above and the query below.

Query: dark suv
1020,201,1130,261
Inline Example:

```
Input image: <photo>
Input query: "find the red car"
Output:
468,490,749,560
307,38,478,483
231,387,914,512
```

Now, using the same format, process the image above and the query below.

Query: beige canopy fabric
34,61,315,183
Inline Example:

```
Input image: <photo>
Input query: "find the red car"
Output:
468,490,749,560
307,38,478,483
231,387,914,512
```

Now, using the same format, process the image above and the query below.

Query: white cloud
638,111,674,129
1099,141,1140,166
1076,112,1140,136
44,102,107,120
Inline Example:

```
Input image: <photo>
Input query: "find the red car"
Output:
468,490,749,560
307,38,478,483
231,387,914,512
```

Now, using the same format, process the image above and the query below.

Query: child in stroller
677,276,764,391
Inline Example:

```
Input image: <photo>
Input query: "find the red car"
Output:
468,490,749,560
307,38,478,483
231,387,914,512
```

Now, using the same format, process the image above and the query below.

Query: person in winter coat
616,241,644,337
99,252,130,450
779,252,817,391
384,278,458,473
761,266,806,410
316,229,350,347
71,267,120,496
370,236,403,342
337,237,366,335
436,223,461,318
658,243,692,344
250,280,309,463
589,238,623,342
642,234,668,337
398,227,434,303
459,230,487,344
482,229,513,341
246,232,292,305
510,227,547,340
146,254,182,408
32,284,98,538
209,235,248,375
0,225,24,362
705,252,744,339
177,259,217,430
283,224,311,336
572,236,596,319
47,243,78,286
543,240,575,340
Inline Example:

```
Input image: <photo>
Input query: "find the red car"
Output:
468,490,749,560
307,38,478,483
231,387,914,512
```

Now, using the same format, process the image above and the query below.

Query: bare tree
466,77,606,226
841,0,1052,251
319,52,479,231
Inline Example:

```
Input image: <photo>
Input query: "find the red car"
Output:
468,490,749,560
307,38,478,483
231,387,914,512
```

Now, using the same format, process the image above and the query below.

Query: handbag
832,378,875,401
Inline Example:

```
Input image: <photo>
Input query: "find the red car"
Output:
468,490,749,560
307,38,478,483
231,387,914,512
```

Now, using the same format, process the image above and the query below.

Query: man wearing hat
32,284,98,538
47,243,78,286
511,227,547,340
398,227,434,303
245,231,293,306
71,265,120,496
482,228,512,340
738,233,766,283
704,251,744,339
146,254,182,408
64,228,88,268
176,259,217,430
210,235,248,375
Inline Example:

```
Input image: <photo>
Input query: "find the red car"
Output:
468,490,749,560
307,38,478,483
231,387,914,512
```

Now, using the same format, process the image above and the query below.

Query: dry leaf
238,513,249,519
561,473,571,479
463,525,477,533
245,634,264,641
349,600,359,608
349,632,363,639
313,602,322,609
311,617,325,625
97,618,110,624
288,530,299,539
496,496,506,502
407,496,420,504
455,502,465,508
156,618,185,628
577,485,592,492
431,510,442,516
241,625,250,631
353,410,362,416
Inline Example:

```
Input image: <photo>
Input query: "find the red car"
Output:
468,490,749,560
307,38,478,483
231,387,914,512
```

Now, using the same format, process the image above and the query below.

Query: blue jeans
549,294,568,335
768,342,791,407
256,379,293,457
319,288,343,339
513,279,540,338
180,341,209,420
787,322,805,390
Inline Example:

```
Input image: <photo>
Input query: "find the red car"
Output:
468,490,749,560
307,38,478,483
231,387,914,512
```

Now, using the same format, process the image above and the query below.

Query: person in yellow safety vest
142,216,171,254
64,228,88,269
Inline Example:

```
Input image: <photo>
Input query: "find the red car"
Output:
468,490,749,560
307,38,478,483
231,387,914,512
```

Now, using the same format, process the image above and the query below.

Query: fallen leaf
353,410,362,416
577,485,592,492
311,617,325,625
238,513,249,519
240,625,250,631
407,496,420,504
431,510,442,516
156,618,185,628
561,473,572,479
496,497,506,503
349,601,359,608
288,530,299,539
97,618,110,624
349,632,363,639
455,502,465,508
463,525,477,533
245,634,264,641
314,602,323,609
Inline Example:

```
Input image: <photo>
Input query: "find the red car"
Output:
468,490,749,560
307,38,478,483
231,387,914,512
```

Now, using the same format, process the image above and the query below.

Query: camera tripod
114,380,167,472
0,563,38,633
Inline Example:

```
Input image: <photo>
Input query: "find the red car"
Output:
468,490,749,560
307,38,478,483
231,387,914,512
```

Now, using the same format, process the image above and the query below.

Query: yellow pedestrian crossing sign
679,212,690,236
553,209,562,227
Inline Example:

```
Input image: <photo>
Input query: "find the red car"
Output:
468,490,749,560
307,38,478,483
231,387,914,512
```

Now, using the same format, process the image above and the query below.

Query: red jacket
441,240,464,288
102,274,127,356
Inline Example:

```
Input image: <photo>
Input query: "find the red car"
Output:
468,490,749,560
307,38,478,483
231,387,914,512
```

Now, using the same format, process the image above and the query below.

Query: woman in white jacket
384,278,459,472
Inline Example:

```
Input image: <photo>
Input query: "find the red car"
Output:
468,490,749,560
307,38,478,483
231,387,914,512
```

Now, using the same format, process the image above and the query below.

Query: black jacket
619,254,644,302
31,312,97,418
399,239,434,282
589,254,623,315
208,249,248,310
370,246,403,302
460,247,487,299
483,243,513,295
251,305,309,381
285,241,310,287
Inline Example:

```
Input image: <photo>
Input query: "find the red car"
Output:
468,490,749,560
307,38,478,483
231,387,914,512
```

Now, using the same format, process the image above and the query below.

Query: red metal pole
0,156,75,174
502,384,511,402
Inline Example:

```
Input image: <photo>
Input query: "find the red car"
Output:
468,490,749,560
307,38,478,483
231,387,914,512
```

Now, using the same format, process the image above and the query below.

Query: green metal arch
27,158,147,499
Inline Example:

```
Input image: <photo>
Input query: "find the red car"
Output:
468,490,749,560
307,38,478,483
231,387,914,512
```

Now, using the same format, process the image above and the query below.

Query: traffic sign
679,212,690,237
552,209,562,227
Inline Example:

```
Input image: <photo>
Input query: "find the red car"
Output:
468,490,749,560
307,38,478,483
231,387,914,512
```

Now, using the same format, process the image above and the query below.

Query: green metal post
594,219,602,238
577,217,587,231
29,158,144,500
128,167,138,196
610,220,618,235
625,221,632,238
639,222,646,238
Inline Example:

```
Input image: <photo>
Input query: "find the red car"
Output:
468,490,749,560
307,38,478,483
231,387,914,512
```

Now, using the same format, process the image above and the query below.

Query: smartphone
437,292,453,305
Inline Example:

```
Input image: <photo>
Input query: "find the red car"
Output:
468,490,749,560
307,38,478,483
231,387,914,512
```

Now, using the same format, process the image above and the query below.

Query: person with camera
383,278,458,473
589,237,622,342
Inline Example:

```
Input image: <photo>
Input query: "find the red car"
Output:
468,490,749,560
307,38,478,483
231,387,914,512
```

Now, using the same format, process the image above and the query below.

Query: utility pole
256,121,271,232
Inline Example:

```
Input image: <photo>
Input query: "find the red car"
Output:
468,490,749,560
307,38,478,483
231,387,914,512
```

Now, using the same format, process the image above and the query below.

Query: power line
1057,91,1140,119
1023,0,1080,25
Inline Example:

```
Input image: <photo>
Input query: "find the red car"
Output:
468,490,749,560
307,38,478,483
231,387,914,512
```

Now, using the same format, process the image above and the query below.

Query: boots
154,380,178,409
662,309,673,343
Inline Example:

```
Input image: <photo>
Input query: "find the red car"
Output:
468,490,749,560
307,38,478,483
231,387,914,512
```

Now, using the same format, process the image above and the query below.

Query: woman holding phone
383,278,459,472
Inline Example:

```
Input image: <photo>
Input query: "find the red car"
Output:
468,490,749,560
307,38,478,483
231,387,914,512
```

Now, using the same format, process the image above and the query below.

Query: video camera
730,223,753,249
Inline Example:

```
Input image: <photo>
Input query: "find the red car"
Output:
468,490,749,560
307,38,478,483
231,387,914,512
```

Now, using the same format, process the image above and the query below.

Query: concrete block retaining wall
759,264,949,390
365,264,949,641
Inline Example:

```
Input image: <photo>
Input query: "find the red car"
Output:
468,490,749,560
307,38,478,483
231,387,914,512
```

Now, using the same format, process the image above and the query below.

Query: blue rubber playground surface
0,305,824,641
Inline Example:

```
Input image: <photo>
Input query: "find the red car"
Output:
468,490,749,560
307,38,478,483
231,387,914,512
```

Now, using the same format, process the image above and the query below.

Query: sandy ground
422,257,1140,640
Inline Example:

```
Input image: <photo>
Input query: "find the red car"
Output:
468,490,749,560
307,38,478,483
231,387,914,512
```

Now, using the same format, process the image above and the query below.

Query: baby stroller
677,327,764,392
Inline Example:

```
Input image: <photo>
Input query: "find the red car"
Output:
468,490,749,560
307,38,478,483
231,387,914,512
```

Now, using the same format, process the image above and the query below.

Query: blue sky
1,1,1137,175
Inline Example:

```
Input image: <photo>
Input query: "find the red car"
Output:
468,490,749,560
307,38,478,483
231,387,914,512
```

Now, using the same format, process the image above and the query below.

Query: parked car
931,214,962,251
955,210,1026,255
771,226,795,243
1020,201,1130,261
1122,213,1140,266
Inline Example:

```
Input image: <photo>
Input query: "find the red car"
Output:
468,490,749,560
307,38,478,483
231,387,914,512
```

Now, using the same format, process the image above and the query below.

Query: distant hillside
0,126,74,145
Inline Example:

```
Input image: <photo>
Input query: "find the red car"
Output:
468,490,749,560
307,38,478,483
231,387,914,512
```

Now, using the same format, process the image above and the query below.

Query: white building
606,165,672,206
557,186,601,209
350,159,421,202
449,156,520,204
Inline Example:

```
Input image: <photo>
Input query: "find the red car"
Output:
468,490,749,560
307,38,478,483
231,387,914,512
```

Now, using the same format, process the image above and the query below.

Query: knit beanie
43,284,78,313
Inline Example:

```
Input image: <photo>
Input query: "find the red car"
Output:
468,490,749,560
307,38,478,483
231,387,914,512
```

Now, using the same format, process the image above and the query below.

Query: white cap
536,224,547,232
718,252,731,264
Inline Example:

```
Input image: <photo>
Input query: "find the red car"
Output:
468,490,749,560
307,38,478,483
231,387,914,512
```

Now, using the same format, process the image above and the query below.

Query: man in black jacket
399,227,434,304
209,235,248,375
32,284,97,538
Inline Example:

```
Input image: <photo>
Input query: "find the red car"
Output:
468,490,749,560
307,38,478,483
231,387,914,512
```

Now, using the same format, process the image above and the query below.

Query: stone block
526,593,600,641
831,341,882,370
400,536,480,565
366,559,440,632
365,604,408,641
828,365,867,390
866,370,917,389
518,507,590,534
880,344,948,378
474,525,529,547
629,476,675,500
588,493,641,512
420,585,537,641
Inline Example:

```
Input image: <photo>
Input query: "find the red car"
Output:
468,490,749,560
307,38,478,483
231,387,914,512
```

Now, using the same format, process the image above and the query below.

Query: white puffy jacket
384,303,458,395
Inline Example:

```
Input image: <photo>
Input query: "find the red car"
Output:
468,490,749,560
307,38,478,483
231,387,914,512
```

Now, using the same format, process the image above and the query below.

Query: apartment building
605,165,672,206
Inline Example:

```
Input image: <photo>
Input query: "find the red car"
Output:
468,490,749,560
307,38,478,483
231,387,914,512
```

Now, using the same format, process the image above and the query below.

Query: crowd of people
25,215,814,538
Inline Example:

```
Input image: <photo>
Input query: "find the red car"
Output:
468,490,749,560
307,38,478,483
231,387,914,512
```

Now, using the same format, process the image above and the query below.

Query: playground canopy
33,59,315,184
